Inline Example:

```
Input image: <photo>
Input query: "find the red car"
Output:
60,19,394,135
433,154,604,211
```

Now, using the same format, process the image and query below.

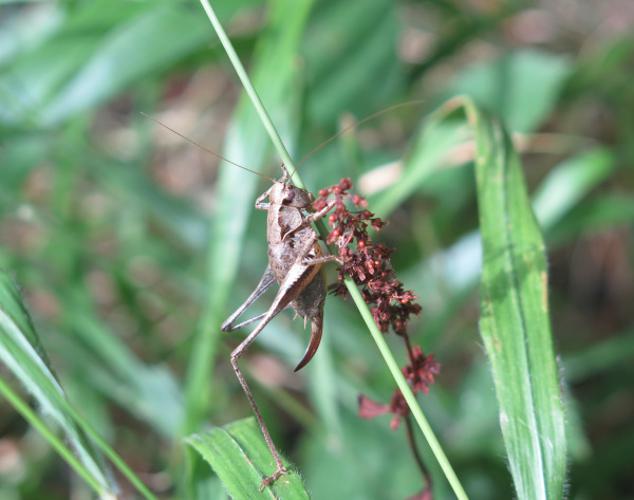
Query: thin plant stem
64,405,158,500
0,378,107,497
197,0,303,189
196,1,468,499
22,377,158,500
404,414,432,493
345,281,468,500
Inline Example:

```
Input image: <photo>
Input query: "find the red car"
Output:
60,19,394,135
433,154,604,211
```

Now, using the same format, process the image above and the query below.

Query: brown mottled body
221,167,337,488
265,181,328,369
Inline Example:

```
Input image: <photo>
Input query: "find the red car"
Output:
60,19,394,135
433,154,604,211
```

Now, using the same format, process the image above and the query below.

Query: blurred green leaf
187,417,309,500
0,3,63,66
549,194,634,243
303,0,404,125
534,148,615,229
60,294,184,438
0,1,262,126
39,4,210,125
0,271,117,495
0,377,107,496
470,103,567,499
371,118,468,217
302,412,432,500
564,328,634,381
448,50,571,132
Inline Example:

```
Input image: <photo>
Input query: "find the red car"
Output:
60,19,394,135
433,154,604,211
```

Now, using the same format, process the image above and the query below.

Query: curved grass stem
197,1,468,499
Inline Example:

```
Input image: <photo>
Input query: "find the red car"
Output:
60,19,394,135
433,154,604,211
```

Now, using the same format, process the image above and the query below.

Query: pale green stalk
63,404,158,500
197,0,302,188
0,378,107,497
197,1,468,498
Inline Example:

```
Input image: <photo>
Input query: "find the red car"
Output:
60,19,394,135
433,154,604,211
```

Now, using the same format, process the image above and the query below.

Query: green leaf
533,148,615,229
548,194,634,244
371,117,468,217
448,50,571,132
564,328,634,382
39,4,211,125
187,418,309,500
0,271,117,496
61,295,184,438
302,0,404,125
469,103,567,499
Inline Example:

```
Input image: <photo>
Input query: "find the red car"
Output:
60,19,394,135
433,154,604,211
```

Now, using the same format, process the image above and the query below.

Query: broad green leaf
184,0,314,432
469,104,567,499
187,418,309,500
0,271,117,496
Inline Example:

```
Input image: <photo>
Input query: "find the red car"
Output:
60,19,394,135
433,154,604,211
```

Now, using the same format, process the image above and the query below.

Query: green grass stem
0,378,107,497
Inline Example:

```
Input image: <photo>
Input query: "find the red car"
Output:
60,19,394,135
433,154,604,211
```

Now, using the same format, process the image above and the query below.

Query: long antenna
291,99,425,176
140,112,276,183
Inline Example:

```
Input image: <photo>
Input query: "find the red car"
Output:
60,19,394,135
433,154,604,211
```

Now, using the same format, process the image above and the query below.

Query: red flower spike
358,390,410,431
388,390,410,430
316,179,439,477
403,347,440,395
358,395,390,420
408,490,433,500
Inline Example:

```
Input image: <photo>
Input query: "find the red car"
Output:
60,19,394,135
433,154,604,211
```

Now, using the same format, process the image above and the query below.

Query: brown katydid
144,100,421,488
221,164,340,486
144,114,341,486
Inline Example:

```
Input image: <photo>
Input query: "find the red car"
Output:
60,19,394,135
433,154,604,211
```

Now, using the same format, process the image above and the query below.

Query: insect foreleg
221,266,275,332
282,200,335,242
223,312,268,331
255,187,272,210
302,255,342,266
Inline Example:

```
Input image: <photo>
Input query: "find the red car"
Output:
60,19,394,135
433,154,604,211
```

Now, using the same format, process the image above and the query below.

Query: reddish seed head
317,177,438,436
315,178,439,490
313,199,326,211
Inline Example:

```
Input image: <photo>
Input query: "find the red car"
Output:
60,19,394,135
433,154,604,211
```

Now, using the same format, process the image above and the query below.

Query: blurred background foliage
0,0,633,498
